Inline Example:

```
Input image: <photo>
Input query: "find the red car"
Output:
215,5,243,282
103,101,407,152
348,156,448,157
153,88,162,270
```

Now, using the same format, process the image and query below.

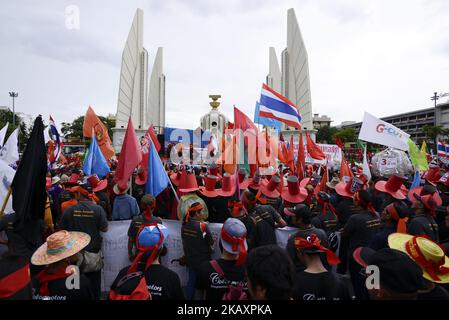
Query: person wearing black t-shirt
30,230,94,301
245,245,295,300
408,194,440,242
110,224,184,300
284,204,329,272
127,195,162,261
197,218,248,300
292,233,349,301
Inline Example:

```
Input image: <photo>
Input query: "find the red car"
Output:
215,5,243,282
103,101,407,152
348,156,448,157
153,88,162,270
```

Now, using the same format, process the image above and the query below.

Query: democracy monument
112,8,315,150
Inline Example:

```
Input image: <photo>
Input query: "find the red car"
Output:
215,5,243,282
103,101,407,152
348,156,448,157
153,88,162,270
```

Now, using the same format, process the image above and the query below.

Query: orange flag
297,133,305,180
83,106,115,160
287,135,295,174
340,154,353,180
319,166,329,192
306,132,325,160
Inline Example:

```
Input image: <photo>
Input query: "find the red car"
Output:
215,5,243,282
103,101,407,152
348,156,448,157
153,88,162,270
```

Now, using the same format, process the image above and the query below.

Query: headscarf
220,227,247,266
184,202,204,223
294,234,340,265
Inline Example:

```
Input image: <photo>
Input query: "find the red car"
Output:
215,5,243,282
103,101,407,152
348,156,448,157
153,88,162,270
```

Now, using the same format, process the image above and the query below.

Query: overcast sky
0,0,448,130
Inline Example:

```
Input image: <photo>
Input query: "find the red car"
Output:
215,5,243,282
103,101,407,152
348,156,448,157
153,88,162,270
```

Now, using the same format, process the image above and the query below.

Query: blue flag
146,142,169,197
83,135,110,178
410,171,421,190
254,101,282,131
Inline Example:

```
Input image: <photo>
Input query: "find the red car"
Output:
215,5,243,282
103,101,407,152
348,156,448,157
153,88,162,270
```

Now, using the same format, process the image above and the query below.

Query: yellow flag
421,141,427,154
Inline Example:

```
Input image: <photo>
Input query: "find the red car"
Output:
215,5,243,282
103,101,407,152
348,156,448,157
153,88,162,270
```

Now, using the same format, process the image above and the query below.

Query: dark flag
11,116,47,252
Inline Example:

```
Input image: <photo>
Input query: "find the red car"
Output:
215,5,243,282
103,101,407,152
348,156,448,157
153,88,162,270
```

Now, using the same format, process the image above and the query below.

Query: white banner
358,112,410,151
101,219,298,292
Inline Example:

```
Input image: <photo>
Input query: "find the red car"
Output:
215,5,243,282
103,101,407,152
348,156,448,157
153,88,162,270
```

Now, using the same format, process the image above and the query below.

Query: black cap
353,247,423,294
284,204,311,220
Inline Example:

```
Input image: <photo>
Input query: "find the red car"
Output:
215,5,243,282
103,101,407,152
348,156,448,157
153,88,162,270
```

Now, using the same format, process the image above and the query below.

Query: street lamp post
8,91,18,127
431,92,439,108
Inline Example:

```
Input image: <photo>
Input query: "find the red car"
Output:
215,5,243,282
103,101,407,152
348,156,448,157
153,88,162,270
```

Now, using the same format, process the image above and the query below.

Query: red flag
287,135,295,174
115,118,143,189
340,154,353,180
139,125,161,183
297,133,305,180
335,137,344,150
306,132,325,160
234,106,258,134
319,166,329,192
83,106,115,160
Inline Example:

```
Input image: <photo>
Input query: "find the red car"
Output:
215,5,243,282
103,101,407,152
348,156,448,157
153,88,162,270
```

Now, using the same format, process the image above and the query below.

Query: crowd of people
1,157,449,301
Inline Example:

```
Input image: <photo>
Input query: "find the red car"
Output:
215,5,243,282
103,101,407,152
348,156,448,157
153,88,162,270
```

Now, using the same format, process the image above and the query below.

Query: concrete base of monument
112,127,149,152
282,128,317,143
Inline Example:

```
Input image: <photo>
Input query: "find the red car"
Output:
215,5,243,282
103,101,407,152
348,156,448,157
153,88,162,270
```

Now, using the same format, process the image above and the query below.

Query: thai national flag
259,84,302,129
437,141,446,157
445,144,449,158
49,116,63,164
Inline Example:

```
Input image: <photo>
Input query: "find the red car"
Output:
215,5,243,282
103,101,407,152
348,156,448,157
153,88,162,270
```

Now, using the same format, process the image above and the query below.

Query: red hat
217,173,236,197
87,175,108,192
408,185,442,206
300,174,321,188
69,173,80,184
178,171,199,193
423,168,443,186
135,168,147,186
281,176,308,204
335,176,365,198
260,175,281,198
238,169,249,190
208,163,222,181
170,170,183,187
374,175,407,200
199,175,219,198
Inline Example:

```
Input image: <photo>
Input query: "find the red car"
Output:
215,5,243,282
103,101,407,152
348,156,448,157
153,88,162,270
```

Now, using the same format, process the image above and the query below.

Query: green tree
333,128,357,143
316,126,338,144
61,116,115,140
422,125,444,148
0,109,29,151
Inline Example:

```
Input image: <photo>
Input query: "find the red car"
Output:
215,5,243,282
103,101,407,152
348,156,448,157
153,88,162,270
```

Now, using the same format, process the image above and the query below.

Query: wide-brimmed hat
389,233,449,284
170,170,183,187
199,175,219,198
375,175,408,200
217,173,236,197
69,173,80,184
31,230,91,266
408,185,442,206
87,174,108,192
238,169,250,190
259,175,281,198
335,176,365,198
208,163,222,181
113,182,130,195
51,176,61,185
423,167,443,186
178,171,199,193
299,173,321,188
326,177,340,190
281,176,308,204
135,168,147,186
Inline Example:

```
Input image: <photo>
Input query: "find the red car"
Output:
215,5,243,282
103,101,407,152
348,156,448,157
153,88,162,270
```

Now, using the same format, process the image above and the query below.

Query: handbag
79,251,104,273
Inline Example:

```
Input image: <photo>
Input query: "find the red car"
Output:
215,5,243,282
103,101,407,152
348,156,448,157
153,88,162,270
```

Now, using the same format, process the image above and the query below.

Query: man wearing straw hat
30,230,94,300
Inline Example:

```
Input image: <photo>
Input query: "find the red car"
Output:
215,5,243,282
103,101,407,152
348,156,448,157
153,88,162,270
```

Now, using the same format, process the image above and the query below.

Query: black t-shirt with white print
292,271,350,301
196,258,248,300
32,274,94,300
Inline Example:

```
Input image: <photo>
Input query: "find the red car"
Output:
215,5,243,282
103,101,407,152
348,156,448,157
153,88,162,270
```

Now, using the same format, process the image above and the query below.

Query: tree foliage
316,126,338,144
61,115,115,140
333,128,357,143
0,109,29,151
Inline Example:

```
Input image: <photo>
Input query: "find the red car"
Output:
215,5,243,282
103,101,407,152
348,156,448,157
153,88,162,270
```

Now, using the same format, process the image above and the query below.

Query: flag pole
152,143,180,202
0,187,12,218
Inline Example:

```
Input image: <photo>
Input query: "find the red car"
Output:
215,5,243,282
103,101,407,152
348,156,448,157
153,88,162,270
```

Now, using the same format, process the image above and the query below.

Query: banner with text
101,220,298,292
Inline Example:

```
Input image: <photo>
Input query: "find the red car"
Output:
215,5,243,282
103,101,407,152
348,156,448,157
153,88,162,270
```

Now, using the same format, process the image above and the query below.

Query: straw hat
388,233,449,284
31,230,91,266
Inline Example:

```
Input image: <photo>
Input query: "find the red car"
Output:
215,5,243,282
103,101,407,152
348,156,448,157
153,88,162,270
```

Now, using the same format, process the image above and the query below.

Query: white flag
0,128,19,165
0,123,8,148
0,159,15,214
362,145,371,182
43,127,51,145
358,112,410,151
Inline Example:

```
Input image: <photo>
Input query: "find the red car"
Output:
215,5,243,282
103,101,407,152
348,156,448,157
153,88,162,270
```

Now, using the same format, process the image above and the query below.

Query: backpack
108,270,151,300
209,260,247,300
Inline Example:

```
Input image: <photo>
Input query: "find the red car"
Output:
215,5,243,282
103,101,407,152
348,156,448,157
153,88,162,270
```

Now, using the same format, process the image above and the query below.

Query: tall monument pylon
113,9,166,150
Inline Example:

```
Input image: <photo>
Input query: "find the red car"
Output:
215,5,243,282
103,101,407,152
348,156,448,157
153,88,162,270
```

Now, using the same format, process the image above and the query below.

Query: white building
200,95,228,138
113,9,166,151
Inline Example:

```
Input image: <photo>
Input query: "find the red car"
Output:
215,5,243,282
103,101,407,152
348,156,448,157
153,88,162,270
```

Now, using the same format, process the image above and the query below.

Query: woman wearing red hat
408,193,440,242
